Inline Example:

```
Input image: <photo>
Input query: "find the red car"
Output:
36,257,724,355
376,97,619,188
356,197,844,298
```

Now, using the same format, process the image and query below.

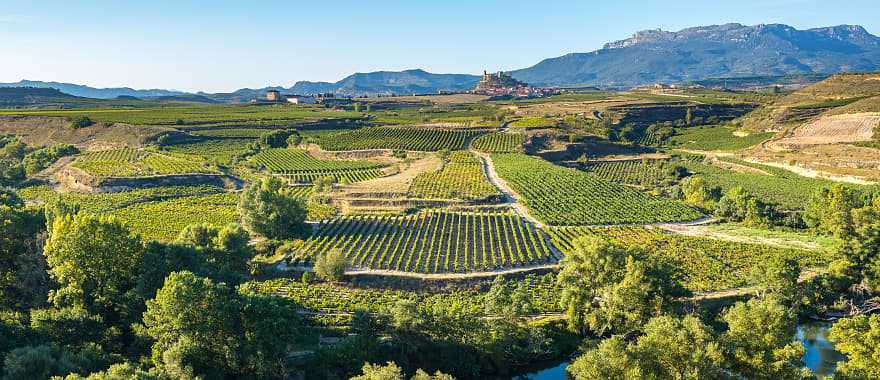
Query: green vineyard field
163,138,256,165
583,159,668,187
72,148,215,177
492,153,701,225
250,148,385,184
17,184,238,241
470,132,527,153
546,226,829,291
255,272,563,326
407,151,499,200
314,127,486,151
289,209,556,273
678,156,879,209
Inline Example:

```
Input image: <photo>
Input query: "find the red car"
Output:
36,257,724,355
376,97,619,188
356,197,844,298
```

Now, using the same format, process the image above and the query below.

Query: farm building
286,95,317,104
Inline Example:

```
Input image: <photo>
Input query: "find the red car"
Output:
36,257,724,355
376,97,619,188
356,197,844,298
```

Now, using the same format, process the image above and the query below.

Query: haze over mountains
3,23,879,101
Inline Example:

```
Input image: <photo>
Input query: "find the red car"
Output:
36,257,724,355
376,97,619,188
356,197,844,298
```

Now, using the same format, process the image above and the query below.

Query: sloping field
288,209,556,273
773,112,880,147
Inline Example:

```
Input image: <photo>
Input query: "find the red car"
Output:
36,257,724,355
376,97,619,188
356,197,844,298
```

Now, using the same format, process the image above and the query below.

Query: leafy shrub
69,116,94,129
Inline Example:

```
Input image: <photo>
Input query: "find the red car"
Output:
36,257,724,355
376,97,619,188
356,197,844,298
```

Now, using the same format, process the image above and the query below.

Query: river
512,322,844,379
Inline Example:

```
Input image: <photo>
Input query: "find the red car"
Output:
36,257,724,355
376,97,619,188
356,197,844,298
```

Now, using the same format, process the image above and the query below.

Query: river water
512,322,844,379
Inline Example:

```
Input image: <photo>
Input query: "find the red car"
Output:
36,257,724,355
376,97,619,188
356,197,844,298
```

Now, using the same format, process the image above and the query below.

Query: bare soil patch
773,112,880,147
0,115,168,149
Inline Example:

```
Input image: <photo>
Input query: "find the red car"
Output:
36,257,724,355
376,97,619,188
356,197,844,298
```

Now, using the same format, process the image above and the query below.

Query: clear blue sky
1,0,877,93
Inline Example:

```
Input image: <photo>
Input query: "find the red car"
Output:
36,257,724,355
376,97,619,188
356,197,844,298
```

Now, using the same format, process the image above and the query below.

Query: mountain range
2,23,879,101
511,23,880,87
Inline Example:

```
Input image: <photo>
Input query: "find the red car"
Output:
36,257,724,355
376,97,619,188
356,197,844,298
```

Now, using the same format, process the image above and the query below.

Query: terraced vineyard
678,156,879,209
191,128,272,138
407,151,499,200
471,132,527,153
72,148,215,177
314,127,486,151
250,148,385,184
492,153,701,225
508,117,556,129
547,226,829,291
583,159,669,187
288,209,555,273
17,184,237,241
163,138,255,165
256,272,563,323
667,125,775,151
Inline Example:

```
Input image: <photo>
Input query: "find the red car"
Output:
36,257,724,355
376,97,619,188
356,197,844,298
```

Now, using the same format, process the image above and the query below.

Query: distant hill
511,23,880,88
0,87,86,107
197,70,480,101
0,80,187,99
292,69,480,96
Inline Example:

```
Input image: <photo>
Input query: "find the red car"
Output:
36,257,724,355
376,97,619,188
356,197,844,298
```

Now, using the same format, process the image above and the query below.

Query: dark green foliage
43,214,144,321
720,298,806,380
2,343,107,380
0,137,78,184
238,177,309,240
176,223,254,277
828,315,880,379
142,271,302,379
259,129,299,148
29,308,104,348
313,249,348,282
557,237,687,335
21,144,78,176
715,186,775,225
569,315,725,379
69,116,94,129
0,197,48,311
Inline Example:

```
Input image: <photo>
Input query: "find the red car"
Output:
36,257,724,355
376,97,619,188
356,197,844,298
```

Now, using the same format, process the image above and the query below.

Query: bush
260,129,299,148
69,116,94,129
314,249,348,282
238,177,309,240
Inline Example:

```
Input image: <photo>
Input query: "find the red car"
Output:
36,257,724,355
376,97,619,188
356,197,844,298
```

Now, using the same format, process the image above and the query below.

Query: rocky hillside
511,23,880,88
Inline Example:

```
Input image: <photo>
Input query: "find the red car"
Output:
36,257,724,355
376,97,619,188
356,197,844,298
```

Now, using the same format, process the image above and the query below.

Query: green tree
259,129,298,149
1,343,106,380
803,184,865,237
314,249,348,282
59,362,158,380
828,314,880,379
69,116,94,129
29,307,104,348
720,298,806,380
142,271,242,378
484,276,534,318
715,186,771,225
0,198,47,310
569,315,725,380
681,176,721,211
350,362,404,380
749,256,803,310
43,214,143,320
840,199,880,289
143,272,301,379
556,237,684,335
238,177,309,240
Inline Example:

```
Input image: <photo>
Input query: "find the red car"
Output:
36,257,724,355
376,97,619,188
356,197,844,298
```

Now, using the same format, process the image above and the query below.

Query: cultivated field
288,209,556,273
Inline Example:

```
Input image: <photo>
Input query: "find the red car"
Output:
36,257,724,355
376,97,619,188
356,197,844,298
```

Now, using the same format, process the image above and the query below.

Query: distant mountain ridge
3,23,879,100
510,23,880,88
203,69,480,101
0,80,187,99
